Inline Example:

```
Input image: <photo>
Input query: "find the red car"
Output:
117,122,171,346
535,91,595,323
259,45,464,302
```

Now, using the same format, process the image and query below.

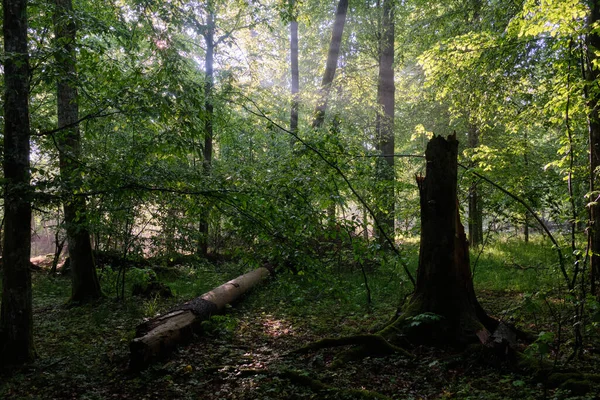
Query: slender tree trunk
363,205,370,240
586,0,600,296
290,0,299,140
199,11,215,257
203,13,214,176
523,130,530,244
311,0,348,129
1,0,35,365
375,0,396,247
50,211,66,275
54,0,102,302
467,123,483,246
309,0,348,223
465,0,484,247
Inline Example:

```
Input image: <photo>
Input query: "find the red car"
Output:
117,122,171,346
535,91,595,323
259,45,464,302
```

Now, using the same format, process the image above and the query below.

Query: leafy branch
238,96,417,286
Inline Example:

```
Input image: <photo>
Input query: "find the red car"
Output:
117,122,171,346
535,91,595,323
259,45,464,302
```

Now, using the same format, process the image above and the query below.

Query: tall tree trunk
467,123,483,246
375,0,396,247
310,0,348,223
1,0,35,365
290,0,299,140
523,130,530,244
54,0,102,303
311,0,348,129
586,0,600,297
465,0,483,247
199,11,215,257
405,135,496,344
203,13,214,176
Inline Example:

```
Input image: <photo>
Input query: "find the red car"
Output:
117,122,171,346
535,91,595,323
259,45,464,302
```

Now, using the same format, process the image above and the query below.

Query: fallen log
129,267,270,369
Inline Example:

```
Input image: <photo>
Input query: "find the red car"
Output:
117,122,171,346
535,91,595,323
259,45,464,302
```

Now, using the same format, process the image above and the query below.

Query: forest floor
2,240,600,399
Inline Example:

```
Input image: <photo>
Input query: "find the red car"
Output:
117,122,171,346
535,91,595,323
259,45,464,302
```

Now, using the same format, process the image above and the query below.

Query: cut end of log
130,309,200,370
129,267,270,370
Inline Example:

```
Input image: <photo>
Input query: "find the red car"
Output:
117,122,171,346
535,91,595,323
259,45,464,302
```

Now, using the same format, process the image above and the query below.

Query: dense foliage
12,0,589,267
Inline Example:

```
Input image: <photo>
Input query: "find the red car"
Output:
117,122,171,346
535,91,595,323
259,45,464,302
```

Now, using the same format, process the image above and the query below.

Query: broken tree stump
129,267,270,369
381,134,498,346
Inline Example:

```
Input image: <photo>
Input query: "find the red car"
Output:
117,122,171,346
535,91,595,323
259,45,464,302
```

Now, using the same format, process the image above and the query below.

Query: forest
2,0,600,398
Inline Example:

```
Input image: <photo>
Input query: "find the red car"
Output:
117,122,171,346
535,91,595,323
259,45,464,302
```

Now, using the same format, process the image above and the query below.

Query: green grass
238,233,568,336
472,234,565,292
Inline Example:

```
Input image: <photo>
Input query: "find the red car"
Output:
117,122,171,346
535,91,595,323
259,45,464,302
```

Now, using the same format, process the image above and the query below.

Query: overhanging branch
458,163,570,289
238,97,416,287
33,109,123,137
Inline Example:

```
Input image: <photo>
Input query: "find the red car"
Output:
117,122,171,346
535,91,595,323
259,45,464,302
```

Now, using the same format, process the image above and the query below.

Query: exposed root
280,369,393,400
368,309,402,333
203,366,393,399
291,334,414,359
546,372,600,395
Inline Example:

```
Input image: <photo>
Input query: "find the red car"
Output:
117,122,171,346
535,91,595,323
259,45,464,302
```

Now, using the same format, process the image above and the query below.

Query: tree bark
54,0,102,302
311,0,348,129
199,10,215,257
375,0,396,247
1,0,35,365
203,12,215,177
308,0,348,223
523,129,530,244
406,135,496,344
465,0,484,247
129,267,270,369
50,230,66,275
586,0,600,297
290,0,299,139
467,123,483,246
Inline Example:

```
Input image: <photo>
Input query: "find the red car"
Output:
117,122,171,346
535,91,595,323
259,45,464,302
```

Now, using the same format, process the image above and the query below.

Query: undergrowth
0,234,599,399
472,234,560,292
